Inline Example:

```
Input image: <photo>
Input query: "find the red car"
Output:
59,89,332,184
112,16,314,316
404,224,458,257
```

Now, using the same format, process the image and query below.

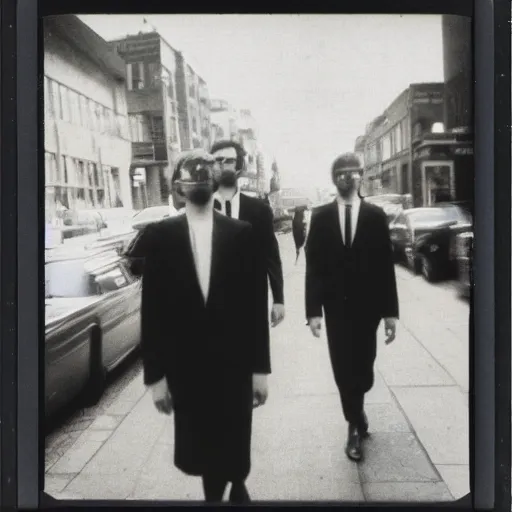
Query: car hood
45,297,100,326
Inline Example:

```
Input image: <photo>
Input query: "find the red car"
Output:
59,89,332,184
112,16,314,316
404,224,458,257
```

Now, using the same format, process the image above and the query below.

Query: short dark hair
171,151,193,185
331,152,362,175
210,140,246,171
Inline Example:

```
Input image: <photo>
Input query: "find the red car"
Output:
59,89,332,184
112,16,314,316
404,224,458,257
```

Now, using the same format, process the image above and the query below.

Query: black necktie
345,204,352,248
225,200,232,218
214,199,221,211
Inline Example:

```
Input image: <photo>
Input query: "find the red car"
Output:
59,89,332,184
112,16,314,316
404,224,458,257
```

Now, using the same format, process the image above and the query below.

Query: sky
79,14,444,192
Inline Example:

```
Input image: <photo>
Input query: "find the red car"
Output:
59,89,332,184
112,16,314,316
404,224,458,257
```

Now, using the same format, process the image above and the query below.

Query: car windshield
406,208,453,224
367,195,402,205
132,206,169,224
45,257,97,299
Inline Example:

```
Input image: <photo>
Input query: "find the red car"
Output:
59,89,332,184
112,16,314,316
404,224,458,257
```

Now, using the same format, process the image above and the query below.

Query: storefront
411,132,473,207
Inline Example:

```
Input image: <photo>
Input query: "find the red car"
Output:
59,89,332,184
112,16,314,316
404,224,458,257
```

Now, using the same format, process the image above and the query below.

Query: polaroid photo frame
5,0,510,509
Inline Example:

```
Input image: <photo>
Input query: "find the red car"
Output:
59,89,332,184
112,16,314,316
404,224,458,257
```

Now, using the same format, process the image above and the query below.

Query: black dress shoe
358,411,370,439
345,425,363,462
229,481,251,503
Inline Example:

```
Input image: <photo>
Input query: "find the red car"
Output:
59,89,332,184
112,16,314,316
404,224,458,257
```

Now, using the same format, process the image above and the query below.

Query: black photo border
9,0,509,509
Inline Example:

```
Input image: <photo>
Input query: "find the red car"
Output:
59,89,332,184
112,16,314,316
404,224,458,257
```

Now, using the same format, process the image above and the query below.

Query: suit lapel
352,200,370,249
207,212,231,307
329,200,346,251
178,215,205,305
238,192,248,222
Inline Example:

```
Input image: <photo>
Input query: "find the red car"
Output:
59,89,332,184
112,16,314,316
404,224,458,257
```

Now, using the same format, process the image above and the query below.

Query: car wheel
82,326,106,407
420,255,436,282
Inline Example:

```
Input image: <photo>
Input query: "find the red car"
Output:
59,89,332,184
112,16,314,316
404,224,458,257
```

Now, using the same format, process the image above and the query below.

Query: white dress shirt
187,210,214,302
336,195,361,246
214,188,241,219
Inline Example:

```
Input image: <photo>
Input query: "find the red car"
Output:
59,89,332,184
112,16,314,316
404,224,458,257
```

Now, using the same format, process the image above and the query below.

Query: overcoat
237,193,284,308
131,212,270,480
305,200,399,393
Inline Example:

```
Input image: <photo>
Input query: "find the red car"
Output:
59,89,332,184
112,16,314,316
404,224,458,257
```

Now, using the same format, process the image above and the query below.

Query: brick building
44,15,133,222
110,31,211,208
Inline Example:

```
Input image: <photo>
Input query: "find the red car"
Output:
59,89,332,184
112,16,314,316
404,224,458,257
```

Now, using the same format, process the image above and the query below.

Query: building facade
210,99,240,144
44,15,133,222
110,31,183,208
237,109,264,194
358,83,445,206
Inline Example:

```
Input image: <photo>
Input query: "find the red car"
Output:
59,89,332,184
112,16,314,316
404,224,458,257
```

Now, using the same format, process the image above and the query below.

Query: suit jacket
136,212,270,478
238,193,284,305
305,199,399,323
305,199,399,392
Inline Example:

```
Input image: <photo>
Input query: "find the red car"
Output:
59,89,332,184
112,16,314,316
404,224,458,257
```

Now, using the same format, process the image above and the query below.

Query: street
45,233,470,503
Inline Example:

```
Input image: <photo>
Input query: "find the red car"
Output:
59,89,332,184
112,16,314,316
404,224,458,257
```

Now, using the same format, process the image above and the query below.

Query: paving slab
435,464,470,500
392,386,469,465
130,443,205,501
44,474,77,495
64,471,142,500
399,303,469,392
366,370,393,404
365,402,411,433
376,326,456,387
79,393,167,476
89,414,124,431
48,439,103,475
363,482,453,502
359,432,440,483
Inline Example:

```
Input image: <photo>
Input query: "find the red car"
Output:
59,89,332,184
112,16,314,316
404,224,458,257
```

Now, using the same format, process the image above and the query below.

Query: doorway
421,161,455,206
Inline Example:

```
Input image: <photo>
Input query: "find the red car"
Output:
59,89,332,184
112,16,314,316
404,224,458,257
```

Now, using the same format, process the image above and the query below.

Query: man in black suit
136,150,270,503
210,140,285,330
305,152,399,462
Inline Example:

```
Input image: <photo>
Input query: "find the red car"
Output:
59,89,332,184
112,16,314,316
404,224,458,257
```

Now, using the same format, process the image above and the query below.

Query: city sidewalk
46,234,470,503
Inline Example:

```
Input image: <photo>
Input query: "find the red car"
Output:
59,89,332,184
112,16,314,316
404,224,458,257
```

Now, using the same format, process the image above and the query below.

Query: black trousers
339,386,365,426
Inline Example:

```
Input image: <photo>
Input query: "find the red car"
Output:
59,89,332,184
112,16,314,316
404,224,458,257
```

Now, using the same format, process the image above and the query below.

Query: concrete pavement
45,233,470,503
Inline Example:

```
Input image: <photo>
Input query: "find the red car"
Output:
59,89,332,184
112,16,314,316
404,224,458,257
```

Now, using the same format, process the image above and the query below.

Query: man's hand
151,378,173,415
308,317,322,338
271,303,285,327
252,374,268,408
384,318,397,345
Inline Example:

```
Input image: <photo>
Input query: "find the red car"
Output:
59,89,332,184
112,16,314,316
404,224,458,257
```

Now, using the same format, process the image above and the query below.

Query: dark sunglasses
214,156,237,165
333,168,363,178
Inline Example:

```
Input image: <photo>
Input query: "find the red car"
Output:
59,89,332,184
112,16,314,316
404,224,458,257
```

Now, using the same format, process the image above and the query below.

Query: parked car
455,231,472,298
389,204,472,282
45,246,141,418
131,205,171,231
364,194,413,224
61,209,108,240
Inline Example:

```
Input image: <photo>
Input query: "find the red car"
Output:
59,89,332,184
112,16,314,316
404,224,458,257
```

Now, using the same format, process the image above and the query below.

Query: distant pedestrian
210,139,285,328
137,150,270,504
305,152,399,462
292,206,307,264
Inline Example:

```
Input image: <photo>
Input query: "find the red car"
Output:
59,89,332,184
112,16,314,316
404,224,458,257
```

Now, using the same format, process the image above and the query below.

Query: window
45,152,58,184
50,79,60,119
401,119,409,149
395,124,402,153
128,62,145,90
381,135,391,161
147,62,161,87
44,77,53,118
59,85,70,122
167,74,175,99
